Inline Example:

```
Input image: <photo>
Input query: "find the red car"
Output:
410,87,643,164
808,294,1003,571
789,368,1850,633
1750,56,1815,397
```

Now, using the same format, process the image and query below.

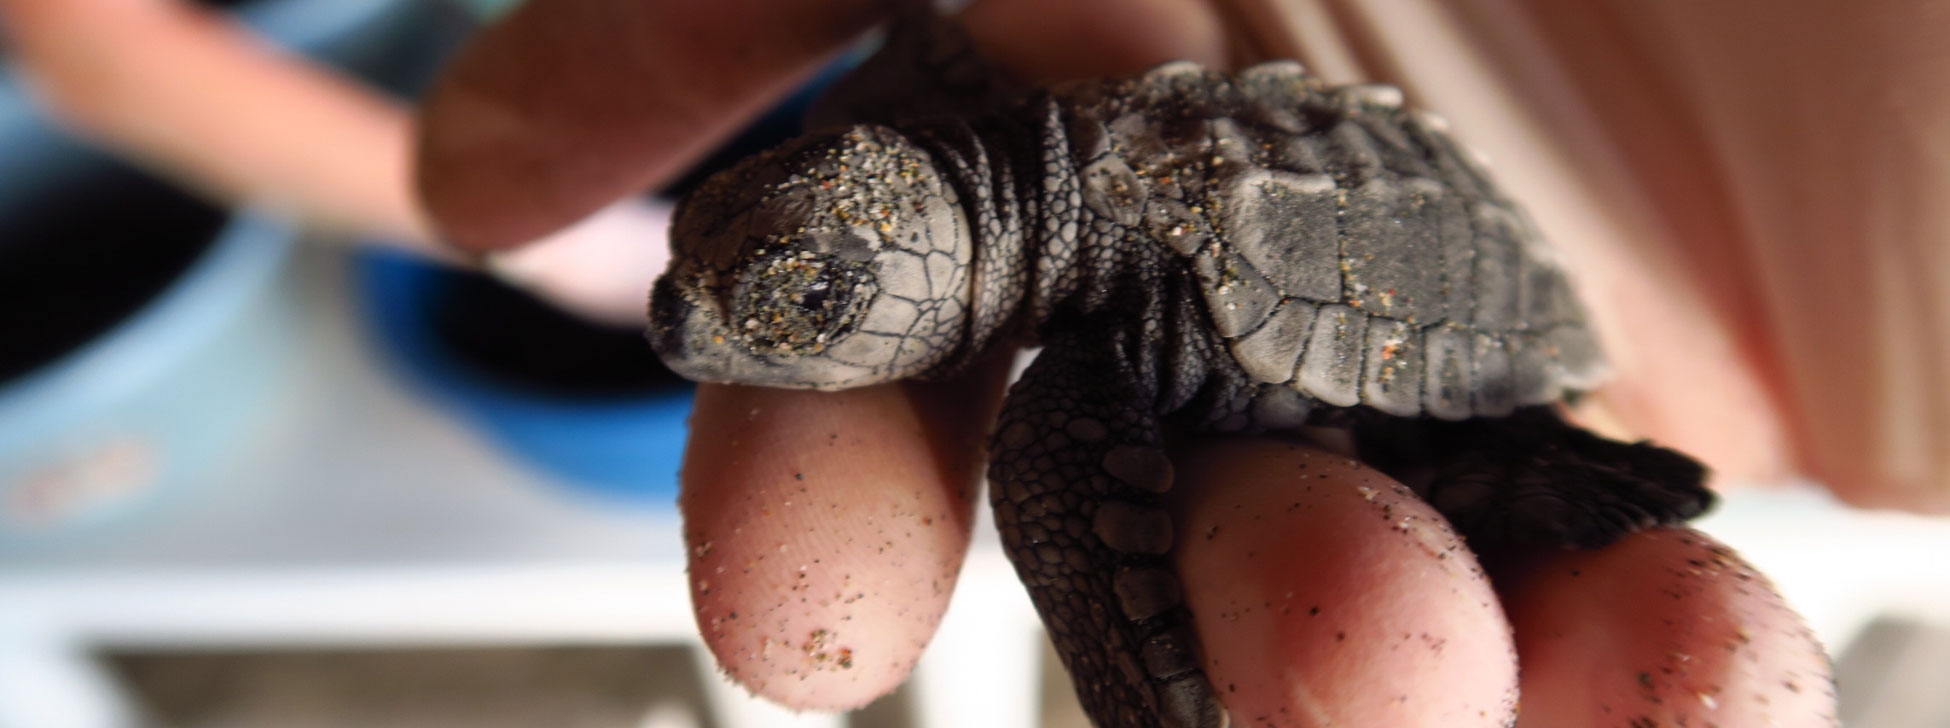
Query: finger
2,0,430,242
680,361,1007,710
416,0,1230,252
479,0,1221,323
416,0,890,250
1172,438,1519,726
1498,528,1836,727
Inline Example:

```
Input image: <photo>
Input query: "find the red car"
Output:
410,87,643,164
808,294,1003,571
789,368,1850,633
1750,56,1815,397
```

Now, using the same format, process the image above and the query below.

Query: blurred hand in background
0,0,665,325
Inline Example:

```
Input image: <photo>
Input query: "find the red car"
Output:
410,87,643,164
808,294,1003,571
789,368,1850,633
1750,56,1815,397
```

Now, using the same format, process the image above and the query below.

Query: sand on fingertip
1172,438,1520,727
681,382,989,711
1501,528,1838,728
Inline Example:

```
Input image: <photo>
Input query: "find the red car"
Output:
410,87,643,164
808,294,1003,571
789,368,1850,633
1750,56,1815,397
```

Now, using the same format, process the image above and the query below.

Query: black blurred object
0,166,227,383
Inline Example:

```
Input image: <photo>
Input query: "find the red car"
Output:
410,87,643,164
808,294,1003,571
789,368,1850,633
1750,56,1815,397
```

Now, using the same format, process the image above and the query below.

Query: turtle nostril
647,278,692,356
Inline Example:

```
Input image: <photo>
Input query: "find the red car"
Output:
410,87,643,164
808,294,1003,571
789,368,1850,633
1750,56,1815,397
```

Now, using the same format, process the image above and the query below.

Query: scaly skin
650,59,1713,728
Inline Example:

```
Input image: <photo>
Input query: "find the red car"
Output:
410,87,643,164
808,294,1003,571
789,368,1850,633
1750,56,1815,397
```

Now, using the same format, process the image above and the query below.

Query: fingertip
416,0,1233,250
415,0,887,251
413,68,550,252
1172,439,1519,727
681,370,1004,710
1500,528,1837,727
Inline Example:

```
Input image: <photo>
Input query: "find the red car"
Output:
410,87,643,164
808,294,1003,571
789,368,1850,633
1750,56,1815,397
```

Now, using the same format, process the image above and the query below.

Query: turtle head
649,125,974,391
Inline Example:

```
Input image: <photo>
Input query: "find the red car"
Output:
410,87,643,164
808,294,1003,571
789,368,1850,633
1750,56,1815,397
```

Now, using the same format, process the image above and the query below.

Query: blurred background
0,2,1058,727
0,1,1946,727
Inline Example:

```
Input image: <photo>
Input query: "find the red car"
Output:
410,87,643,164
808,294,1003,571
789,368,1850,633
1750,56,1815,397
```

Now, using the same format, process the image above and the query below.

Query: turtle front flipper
989,329,1223,728
1356,407,1716,553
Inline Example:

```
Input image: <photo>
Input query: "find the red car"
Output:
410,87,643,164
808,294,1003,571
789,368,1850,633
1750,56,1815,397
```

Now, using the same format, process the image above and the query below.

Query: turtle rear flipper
1357,407,1715,552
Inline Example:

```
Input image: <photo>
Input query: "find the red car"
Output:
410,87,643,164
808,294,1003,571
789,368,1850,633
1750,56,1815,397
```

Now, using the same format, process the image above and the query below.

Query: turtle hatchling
649,19,1713,728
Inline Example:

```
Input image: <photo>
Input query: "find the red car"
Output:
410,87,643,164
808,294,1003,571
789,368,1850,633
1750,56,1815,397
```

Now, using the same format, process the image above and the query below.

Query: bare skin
4,0,1906,723
0,0,670,325
1498,528,1837,727
0,0,429,242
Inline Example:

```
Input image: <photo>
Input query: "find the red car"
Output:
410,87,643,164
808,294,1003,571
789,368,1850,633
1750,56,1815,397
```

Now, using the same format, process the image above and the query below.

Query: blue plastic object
355,252,693,506
0,210,296,541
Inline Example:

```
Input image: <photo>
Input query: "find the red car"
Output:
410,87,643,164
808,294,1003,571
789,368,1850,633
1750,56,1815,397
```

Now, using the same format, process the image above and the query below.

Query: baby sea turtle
649,17,1712,728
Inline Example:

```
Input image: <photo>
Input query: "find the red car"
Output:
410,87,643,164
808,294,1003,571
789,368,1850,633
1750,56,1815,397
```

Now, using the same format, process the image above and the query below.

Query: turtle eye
796,278,835,312
730,248,879,355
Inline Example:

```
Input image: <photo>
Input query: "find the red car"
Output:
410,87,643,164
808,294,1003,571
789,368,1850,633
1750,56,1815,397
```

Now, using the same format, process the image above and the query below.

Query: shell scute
1053,62,1605,416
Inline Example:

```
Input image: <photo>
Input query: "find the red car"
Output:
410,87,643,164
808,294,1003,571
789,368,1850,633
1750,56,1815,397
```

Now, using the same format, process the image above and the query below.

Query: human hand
0,0,430,241
0,0,664,326
415,0,1843,724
